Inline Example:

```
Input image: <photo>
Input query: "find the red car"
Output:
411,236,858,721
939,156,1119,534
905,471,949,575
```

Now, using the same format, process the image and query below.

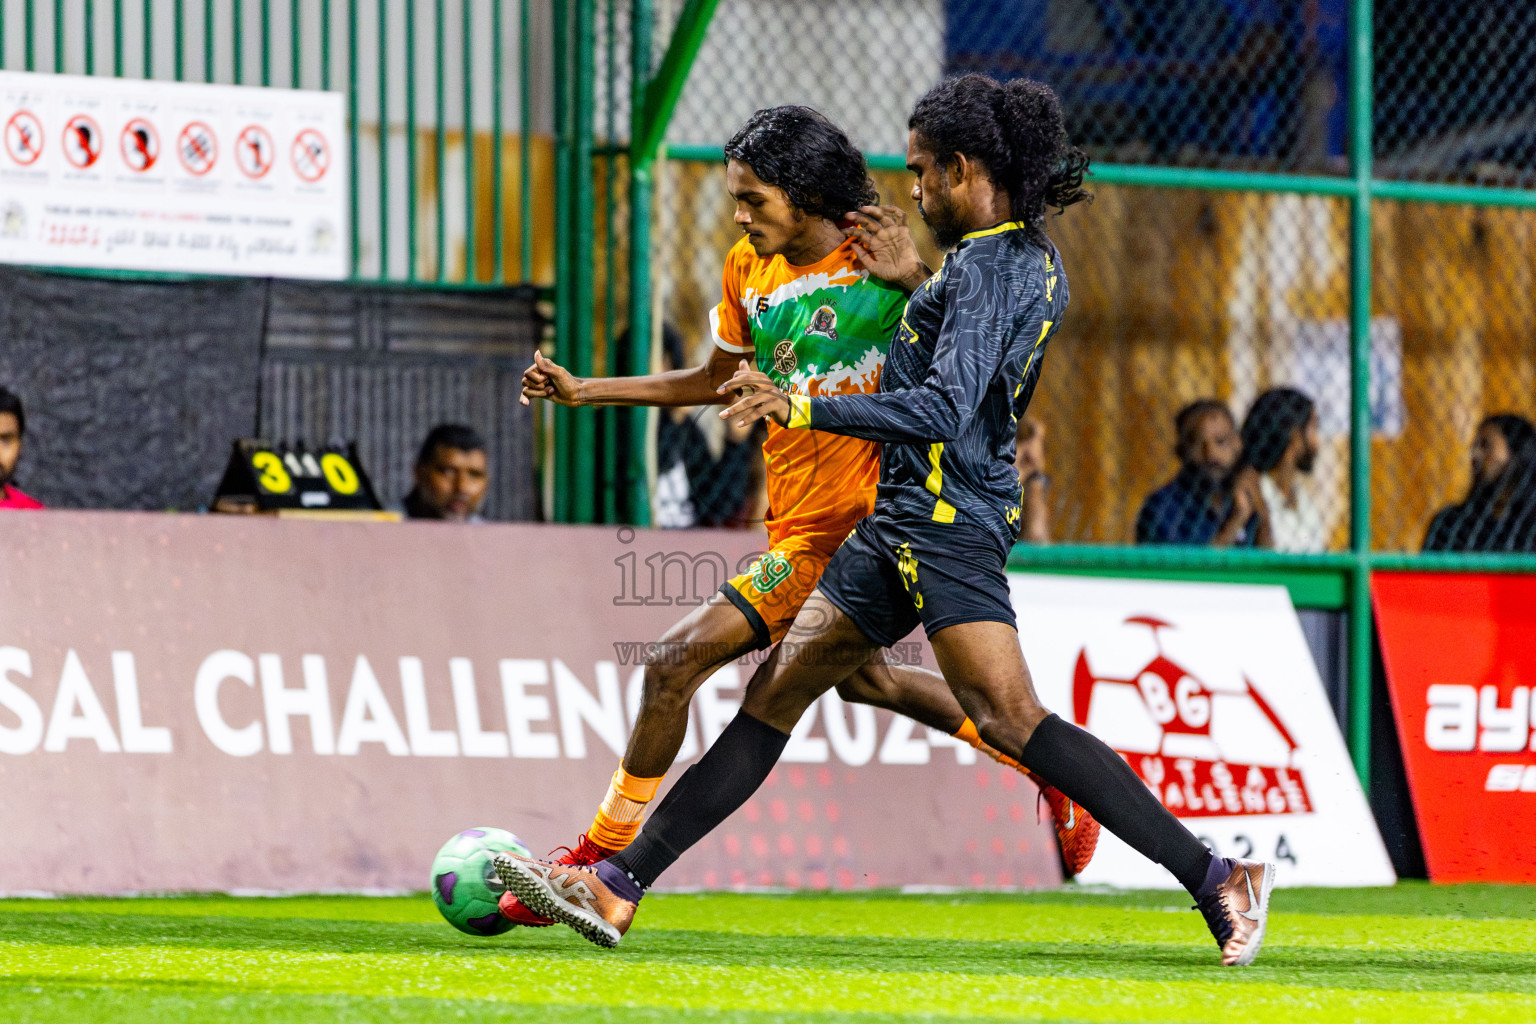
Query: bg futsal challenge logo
1071,616,1312,819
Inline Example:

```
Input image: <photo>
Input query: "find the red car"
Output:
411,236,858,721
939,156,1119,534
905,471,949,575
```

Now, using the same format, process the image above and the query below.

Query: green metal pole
85,0,95,74
491,0,504,281
572,0,596,522
290,0,300,87
461,0,474,283
174,0,184,79
260,0,270,85
433,0,445,281
405,0,417,279
551,0,573,521
1347,0,1374,789
600,0,618,523
112,0,121,76
626,0,653,527
376,0,389,276
233,0,243,82
143,0,151,76
203,0,213,81
518,0,532,279
54,0,64,72
322,0,332,89
347,0,358,276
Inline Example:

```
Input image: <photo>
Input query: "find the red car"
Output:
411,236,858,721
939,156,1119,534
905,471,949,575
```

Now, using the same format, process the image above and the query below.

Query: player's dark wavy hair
908,74,1091,246
724,106,877,221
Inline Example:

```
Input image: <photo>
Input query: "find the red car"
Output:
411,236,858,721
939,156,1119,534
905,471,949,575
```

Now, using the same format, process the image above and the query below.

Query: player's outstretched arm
519,344,744,408
844,205,930,292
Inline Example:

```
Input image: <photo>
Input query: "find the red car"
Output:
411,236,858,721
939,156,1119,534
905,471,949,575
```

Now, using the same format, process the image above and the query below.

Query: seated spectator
402,424,488,521
1013,415,1051,543
1423,414,1536,552
1136,399,1269,547
0,386,42,510
1242,387,1326,552
653,325,762,530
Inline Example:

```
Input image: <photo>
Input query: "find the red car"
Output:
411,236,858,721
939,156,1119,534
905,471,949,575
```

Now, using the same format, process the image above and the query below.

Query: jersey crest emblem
748,552,794,593
773,339,798,376
803,305,839,341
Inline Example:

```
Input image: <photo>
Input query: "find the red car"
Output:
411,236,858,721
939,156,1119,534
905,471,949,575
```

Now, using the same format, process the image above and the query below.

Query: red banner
1374,571,1536,883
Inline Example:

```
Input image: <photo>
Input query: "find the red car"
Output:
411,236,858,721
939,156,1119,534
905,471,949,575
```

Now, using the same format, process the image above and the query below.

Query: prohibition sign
291,128,330,183
177,121,218,175
235,124,275,179
4,110,44,166
63,114,104,169
121,118,160,171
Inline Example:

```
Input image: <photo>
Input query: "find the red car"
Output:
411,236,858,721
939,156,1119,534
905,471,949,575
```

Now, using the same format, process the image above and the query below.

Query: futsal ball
430,826,531,936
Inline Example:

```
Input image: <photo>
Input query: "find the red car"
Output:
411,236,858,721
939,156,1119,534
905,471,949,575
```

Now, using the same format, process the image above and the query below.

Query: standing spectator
402,424,489,521
1136,399,1269,547
1423,414,1536,552
1242,387,1326,552
0,387,42,510
1013,415,1051,543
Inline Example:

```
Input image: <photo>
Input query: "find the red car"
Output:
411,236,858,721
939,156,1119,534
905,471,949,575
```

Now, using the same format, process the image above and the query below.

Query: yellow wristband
786,393,813,429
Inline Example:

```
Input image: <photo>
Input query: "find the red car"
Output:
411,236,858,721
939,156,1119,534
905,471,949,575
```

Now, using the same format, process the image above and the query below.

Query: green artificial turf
1,885,1533,1022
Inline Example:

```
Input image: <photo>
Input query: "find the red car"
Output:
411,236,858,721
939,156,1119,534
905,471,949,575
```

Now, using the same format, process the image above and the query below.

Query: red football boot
1027,771,1101,876
498,832,616,926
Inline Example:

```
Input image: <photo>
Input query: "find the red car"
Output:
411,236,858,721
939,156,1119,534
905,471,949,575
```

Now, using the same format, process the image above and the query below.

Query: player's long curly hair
908,74,1091,246
724,106,878,221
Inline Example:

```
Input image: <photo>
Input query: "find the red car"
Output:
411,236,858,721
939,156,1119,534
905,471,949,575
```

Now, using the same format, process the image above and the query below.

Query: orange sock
587,766,664,853
953,717,1025,772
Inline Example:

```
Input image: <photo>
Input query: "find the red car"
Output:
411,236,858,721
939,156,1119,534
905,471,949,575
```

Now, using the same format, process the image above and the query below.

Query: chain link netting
602,0,1536,553
1375,3,1536,185
1372,203,1536,552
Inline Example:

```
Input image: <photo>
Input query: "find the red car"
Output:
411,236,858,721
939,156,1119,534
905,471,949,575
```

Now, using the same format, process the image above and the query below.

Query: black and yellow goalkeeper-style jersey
783,221,1067,547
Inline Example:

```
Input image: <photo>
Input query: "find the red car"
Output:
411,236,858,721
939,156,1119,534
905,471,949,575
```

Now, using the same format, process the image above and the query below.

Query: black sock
608,711,790,890
1021,714,1213,896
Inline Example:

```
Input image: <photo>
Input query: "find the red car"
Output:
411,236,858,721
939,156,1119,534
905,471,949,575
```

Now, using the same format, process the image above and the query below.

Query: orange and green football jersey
711,234,907,541
710,235,907,646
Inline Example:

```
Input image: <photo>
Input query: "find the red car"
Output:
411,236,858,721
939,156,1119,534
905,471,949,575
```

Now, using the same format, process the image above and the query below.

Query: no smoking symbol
177,121,217,175
236,125,275,179
63,115,104,169
291,129,330,183
121,119,160,172
5,110,44,166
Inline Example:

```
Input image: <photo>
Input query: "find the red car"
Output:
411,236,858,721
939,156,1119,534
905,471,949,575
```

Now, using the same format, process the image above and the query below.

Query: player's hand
844,205,929,292
520,349,583,406
719,361,791,427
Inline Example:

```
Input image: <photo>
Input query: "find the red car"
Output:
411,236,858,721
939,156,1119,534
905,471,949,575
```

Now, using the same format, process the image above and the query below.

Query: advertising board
1374,571,1536,883
1013,574,1395,888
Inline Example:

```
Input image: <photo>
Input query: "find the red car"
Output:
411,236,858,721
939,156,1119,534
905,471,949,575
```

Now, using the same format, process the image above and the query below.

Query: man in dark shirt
401,424,488,521
1136,399,1267,546
496,75,1274,968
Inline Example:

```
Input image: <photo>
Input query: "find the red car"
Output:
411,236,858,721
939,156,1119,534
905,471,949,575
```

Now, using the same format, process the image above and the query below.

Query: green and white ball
430,827,531,936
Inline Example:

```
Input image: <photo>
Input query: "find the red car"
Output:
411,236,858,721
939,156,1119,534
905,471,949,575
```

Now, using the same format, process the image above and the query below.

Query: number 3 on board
250,451,293,494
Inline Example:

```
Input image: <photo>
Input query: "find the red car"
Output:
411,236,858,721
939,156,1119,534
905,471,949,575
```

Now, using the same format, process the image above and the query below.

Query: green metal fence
580,0,1536,789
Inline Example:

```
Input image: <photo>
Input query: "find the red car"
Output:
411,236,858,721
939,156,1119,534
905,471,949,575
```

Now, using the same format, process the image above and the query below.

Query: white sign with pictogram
1011,574,1395,888
234,124,274,178
4,109,44,165
0,69,345,278
120,117,159,171
62,114,103,168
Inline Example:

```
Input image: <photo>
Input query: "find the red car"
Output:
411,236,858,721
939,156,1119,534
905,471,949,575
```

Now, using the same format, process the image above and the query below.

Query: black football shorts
815,510,1017,648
